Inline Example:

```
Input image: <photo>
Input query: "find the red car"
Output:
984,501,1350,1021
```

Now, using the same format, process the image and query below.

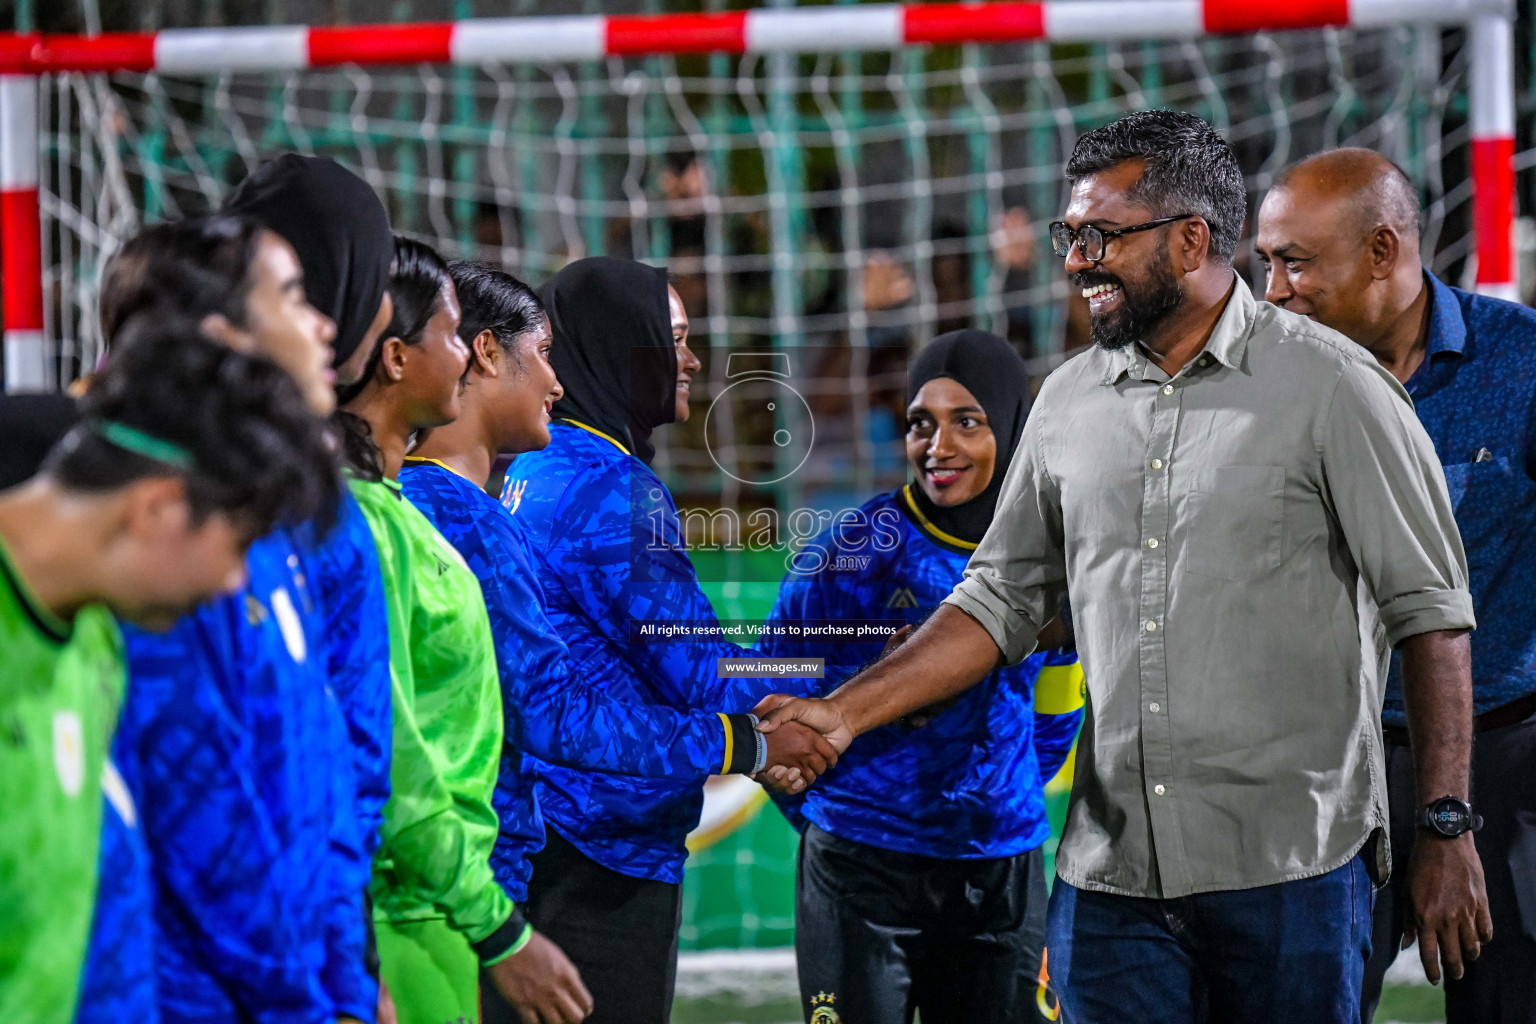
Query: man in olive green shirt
757,112,1490,1024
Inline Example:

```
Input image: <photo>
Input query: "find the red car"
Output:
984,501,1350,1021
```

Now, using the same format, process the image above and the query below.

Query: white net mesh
44,26,1477,445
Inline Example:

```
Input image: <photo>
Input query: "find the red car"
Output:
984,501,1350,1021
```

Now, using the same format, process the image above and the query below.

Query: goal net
1,0,1519,956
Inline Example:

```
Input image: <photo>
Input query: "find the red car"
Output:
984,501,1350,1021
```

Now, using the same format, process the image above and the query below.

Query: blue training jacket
758,487,1084,859
291,491,390,1019
293,492,392,1021
402,457,753,900
74,758,157,1022
501,422,814,884
110,522,369,1024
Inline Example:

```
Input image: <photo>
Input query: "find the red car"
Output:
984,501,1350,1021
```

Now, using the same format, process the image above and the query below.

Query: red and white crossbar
0,0,1513,70
0,0,1519,388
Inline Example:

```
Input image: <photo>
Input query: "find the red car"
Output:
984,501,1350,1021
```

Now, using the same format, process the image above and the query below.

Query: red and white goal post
0,0,1518,391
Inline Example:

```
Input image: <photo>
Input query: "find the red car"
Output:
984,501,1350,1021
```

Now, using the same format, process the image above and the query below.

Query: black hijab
539,257,677,465
222,154,393,371
903,329,1032,547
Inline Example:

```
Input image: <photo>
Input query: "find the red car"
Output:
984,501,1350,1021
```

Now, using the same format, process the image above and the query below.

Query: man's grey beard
1086,250,1185,352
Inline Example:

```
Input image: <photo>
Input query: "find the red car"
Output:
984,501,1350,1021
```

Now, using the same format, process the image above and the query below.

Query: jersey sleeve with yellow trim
1030,649,1085,785
400,462,753,901
497,424,820,884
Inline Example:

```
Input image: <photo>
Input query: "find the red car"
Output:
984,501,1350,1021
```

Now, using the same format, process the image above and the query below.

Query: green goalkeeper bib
349,478,513,948
0,537,125,1024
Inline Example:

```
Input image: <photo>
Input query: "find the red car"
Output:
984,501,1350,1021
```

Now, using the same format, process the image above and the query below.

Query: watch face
1430,799,1470,835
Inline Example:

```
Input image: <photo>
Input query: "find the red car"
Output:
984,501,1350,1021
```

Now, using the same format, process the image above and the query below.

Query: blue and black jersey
110,525,367,1024
401,456,760,900
759,487,1084,859
74,759,156,1023
500,421,813,884
292,492,392,1021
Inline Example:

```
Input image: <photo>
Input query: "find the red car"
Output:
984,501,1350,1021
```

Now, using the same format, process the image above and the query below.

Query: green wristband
473,908,533,965
480,923,534,967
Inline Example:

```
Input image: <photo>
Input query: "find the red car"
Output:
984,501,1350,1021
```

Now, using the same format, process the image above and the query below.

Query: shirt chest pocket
1440,455,1512,513
1440,456,1521,573
1182,465,1285,582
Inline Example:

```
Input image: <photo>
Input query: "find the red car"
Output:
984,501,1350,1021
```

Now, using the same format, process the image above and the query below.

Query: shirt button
1154,784,1167,796
1149,702,1162,713
1145,620,1159,633
1161,384,1174,396
1198,356,1212,367
1151,458,1164,470
1147,538,1159,549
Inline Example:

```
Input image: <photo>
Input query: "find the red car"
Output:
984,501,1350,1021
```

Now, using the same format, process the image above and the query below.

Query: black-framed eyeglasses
1048,214,1196,262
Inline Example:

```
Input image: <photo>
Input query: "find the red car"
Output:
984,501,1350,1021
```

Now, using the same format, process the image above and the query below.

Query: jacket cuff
720,713,760,774
472,909,533,966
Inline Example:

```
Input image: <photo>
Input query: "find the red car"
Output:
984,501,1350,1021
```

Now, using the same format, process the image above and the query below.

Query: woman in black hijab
901,327,1032,546
539,255,681,465
498,256,832,1024
222,154,402,1020
223,153,396,397
760,328,1084,1024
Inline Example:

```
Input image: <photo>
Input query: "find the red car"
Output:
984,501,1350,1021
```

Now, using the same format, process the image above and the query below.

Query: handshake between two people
745,608,1034,795
748,692,853,795
747,624,920,796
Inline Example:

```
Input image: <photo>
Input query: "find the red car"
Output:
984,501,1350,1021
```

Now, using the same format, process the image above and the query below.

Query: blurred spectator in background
658,152,709,323
860,209,1040,357
991,206,1041,359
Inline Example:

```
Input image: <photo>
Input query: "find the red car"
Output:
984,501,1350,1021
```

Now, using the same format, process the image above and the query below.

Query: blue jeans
1046,852,1373,1024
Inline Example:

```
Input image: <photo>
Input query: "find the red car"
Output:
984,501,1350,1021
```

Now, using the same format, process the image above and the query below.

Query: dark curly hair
48,312,341,537
1065,109,1247,264
99,216,266,346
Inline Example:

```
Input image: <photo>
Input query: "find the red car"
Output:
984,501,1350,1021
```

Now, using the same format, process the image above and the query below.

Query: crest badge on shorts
809,991,840,1024
53,709,85,798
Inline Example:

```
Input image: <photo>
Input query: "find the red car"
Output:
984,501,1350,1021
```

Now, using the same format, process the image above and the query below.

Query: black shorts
795,823,1052,1024
480,828,682,1024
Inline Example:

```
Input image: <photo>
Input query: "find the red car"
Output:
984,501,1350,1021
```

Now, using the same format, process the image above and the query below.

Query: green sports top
0,536,125,1024
349,478,517,951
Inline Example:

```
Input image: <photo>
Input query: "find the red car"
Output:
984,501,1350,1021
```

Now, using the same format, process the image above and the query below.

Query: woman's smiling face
905,376,997,507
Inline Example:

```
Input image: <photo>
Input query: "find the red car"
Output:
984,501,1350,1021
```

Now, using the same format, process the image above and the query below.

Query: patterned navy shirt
1382,274,1536,726
117,529,344,1024
74,762,157,1023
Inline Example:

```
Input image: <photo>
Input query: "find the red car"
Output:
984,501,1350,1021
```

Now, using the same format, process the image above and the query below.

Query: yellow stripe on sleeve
718,712,734,774
1034,663,1086,715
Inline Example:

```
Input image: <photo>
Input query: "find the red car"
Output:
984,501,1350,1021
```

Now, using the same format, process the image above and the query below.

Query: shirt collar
557,417,632,456
1422,270,1467,359
1099,273,1251,386
0,534,71,645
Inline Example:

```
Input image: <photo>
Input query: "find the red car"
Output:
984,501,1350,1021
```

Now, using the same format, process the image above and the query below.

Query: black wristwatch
1416,796,1483,838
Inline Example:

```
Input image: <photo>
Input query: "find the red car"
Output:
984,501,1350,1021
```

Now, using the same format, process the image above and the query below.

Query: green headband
94,420,196,471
